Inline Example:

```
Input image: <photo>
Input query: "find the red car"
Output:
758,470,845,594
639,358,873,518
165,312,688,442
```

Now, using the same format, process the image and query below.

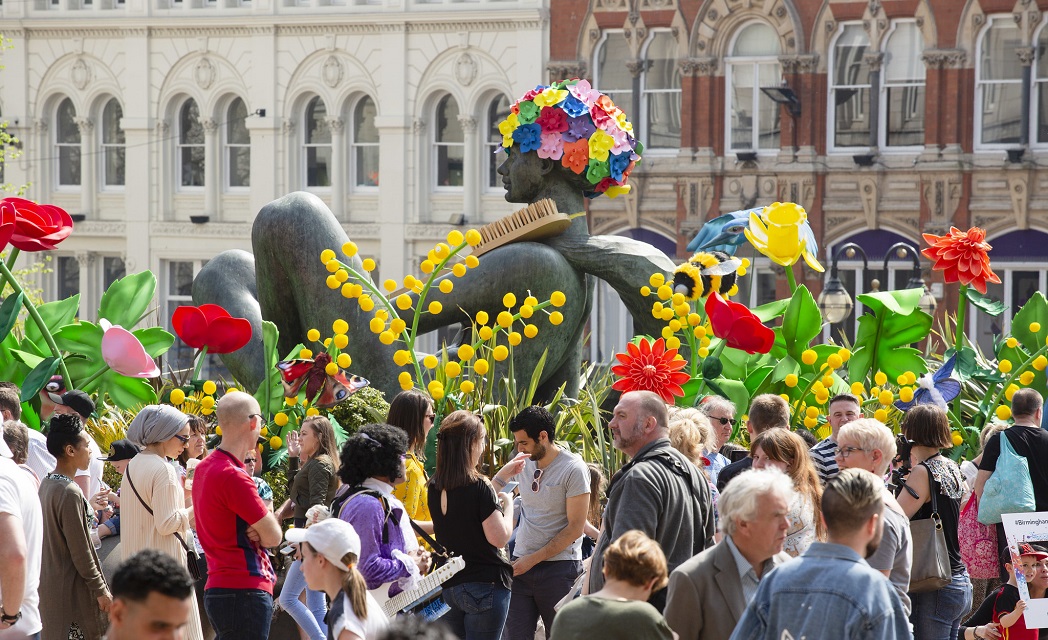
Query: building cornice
151,221,251,237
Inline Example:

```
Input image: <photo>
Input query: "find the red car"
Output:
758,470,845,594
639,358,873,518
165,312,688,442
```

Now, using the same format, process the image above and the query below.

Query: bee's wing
701,258,742,276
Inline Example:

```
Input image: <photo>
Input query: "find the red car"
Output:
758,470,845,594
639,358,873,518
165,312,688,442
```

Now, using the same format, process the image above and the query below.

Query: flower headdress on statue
497,79,642,199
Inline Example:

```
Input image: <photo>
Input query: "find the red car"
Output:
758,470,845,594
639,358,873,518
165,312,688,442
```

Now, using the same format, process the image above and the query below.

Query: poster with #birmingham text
1002,512,1048,628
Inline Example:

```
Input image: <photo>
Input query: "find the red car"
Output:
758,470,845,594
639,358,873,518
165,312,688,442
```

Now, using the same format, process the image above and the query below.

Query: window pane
834,87,870,146
355,146,379,187
981,22,1023,81
730,64,754,149
1037,29,1048,79
756,271,777,306
436,96,463,143
180,100,203,144
834,25,871,86
354,97,379,144
733,23,780,57
885,23,924,83
103,256,126,290
181,146,205,187
981,83,1023,144
102,99,125,144
227,99,249,144
57,99,80,144
1038,81,1048,142
1013,271,1040,316
973,279,1005,355
59,146,81,185
646,33,680,91
168,261,194,296
307,146,331,187
437,144,464,187
57,256,80,300
306,98,331,144
887,85,924,146
104,148,125,186
597,32,632,93
757,63,781,149
229,147,250,187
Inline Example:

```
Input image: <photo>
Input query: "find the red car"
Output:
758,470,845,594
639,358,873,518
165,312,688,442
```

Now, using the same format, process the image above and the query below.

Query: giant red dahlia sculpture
921,226,1001,294
611,337,690,403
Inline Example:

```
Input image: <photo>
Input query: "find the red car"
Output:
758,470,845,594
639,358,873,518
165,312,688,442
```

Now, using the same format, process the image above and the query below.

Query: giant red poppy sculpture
0,197,74,252
611,337,690,403
921,226,1001,295
705,292,775,355
172,304,253,355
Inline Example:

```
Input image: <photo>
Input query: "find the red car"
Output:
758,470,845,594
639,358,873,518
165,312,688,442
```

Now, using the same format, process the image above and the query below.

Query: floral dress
783,492,816,558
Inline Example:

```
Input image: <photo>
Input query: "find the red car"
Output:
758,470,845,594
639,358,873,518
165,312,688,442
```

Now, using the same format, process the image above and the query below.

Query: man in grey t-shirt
493,406,590,640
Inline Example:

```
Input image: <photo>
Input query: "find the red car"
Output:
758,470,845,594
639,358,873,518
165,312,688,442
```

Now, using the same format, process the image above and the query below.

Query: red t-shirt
193,448,276,593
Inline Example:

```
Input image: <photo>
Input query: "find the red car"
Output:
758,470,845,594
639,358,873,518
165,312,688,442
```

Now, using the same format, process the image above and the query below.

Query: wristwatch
0,606,21,625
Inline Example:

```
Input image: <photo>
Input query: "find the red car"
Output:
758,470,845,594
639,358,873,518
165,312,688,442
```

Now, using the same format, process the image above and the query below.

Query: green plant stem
0,257,74,388
952,284,968,424
784,264,798,294
191,346,209,381
693,339,727,398
4,248,19,274
976,343,1048,430
79,364,111,392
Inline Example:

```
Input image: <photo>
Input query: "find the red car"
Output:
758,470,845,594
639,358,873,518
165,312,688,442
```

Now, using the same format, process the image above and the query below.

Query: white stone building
1,1,548,370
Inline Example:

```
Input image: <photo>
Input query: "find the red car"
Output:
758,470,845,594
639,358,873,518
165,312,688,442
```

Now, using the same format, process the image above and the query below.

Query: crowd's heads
718,467,795,539
750,429,808,478
747,394,790,434
2,420,29,464
836,418,896,476
287,518,370,621
827,394,861,431
821,468,884,542
177,415,209,466
302,415,341,471
338,423,408,487
601,530,668,592
0,387,21,421
698,395,736,448
46,412,87,460
377,616,458,640
101,438,141,474
667,407,716,466
901,404,951,449
49,389,95,422
108,549,194,640
979,421,1009,453
1012,388,1044,421
387,389,434,453
433,410,487,491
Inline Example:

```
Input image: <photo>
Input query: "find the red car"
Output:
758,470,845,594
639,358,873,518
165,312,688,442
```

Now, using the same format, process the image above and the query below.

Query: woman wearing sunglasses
122,404,204,640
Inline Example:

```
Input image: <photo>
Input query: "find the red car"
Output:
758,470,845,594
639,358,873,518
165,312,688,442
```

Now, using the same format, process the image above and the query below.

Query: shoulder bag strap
920,461,940,519
126,469,193,555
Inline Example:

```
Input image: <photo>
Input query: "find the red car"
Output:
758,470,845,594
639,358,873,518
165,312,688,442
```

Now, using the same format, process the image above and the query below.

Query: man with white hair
664,468,794,640
835,418,912,616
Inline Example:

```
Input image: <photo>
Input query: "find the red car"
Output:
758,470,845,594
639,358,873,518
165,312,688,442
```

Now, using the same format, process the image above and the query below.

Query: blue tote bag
978,429,1036,525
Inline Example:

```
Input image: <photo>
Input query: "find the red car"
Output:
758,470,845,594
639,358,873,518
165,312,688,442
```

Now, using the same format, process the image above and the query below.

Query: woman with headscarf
120,404,204,640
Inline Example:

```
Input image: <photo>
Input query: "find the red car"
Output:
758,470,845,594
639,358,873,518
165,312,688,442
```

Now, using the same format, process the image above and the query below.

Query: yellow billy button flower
879,390,894,406
326,275,340,289
324,338,332,347
447,230,464,246
1035,355,1048,371
801,350,817,366
897,374,908,386
815,392,829,405
1006,337,1019,349
202,380,218,395
479,326,494,340
452,263,467,278
202,407,214,416
900,387,914,403
274,412,289,427
874,371,888,386
821,375,834,389
370,317,385,334
668,319,682,333
838,348,851,363
652,302,664,318
476,311,489,325
698,347,710,358
458,344,475,361
398,371,413,389
307,329,321,342
445,361,462,378
337,353,352,369
874,409,888,423
334,334,349,350
465,229,482,246
393,350,411,366
779,394,790,403
951,431,964,447
827,354,843,369
460,380,475,394
465,255,480,268
170,389,186,405
270,436,283,449
390,319,407,334
396,294,413,310
666,336,681,350
688,313,702,327
1005,384,1020,401
785,374,798,388
382,279,396,292
549,311,564,326
423,355,439,369
508,332,522,346
640,286,651,297
851,382,865,397
299,348,313,359
1032,322,1042,333
325,362,339,376
429,301,443,315
806,406,819,419
996,405,1012,421
675,303,690,317
503,293,517,308
999,359,1013,374
700,336,711,348
661,326,675,340
671,292,685,307
693,325,707,338
1020,371,1035,385
335,270,349,283
524,324,538,339
904,371,917,385
657,285,672,301
200,396,216,410
285,395,299,406
649,273,665,288
439,279,454,294
333,319,349,335
434,243,449,258
497,311,514,328
379,331,396,345
804,416,818,429
326,259,341,273
359,296,375,312
306,408,320,417
493,345,509,361
321,249,336,264
341,283,355,298
660,308,674,322
520,305,534,319
343,241,358,257
474,359,490,375
361,258,376,272
421,260,435,274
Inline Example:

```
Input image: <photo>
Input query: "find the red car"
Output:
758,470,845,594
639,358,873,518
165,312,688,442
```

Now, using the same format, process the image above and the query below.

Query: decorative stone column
75,252,95,318
75,117,95,217
458,115,478,224
200,117,219,218
327,117,345,220
1017,46,1036,148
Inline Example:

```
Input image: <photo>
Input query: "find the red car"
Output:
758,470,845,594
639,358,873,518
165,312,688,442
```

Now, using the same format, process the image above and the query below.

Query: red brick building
548,0,1048,354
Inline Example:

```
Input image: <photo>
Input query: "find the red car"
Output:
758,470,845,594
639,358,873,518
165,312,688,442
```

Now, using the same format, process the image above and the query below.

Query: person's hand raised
286,430,301,458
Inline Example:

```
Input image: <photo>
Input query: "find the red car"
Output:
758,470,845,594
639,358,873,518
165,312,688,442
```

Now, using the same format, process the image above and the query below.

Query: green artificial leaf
9,348,45,370
20,357,61,402
98,271,157,329
965,288,1007,317
848,304,932,384
20,402,40,432
0,292,23,343
945,346,980,381
744,365,774,395
24,294,80,351
101,371,158,409
133,327,175,358
678,378,703,407
707,378,750,416
255,321,283,416
0,332,29,385
771,355,800,383
702,356,723,380
997,341,1047,397
856,288,923,317
63,356,99,389
781,286,823,361
54,322,103,358
1011,292,1048,354
752,298,790,323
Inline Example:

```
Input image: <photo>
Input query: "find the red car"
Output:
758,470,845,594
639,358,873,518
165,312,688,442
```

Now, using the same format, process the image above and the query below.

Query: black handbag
126,470,203,581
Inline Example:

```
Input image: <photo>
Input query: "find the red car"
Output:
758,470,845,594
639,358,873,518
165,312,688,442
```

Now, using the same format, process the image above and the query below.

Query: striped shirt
809,437,839,484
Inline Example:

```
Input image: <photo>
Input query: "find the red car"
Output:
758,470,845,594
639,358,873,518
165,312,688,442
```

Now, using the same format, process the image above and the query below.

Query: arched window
882,22,925,147
352,96,379,188
976,18,1022,146
485,95,511,189
225,98,250,188
594,31,634,122
304,96,331,187
55,98,81,186
178,99,205,187
434,95,463,187
726,23,781,151
830,24,872,149
641,31,682,149
101,98,125,187
1036,27,1048,144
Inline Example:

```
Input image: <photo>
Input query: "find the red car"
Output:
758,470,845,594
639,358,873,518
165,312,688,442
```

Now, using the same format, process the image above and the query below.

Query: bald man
192,392,282,640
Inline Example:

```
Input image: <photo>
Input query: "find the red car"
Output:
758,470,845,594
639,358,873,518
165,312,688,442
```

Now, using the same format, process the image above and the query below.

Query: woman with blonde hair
549,530,674,639
286,517,389,640
278,415,342,640
667,407,720,527
750,429,825,556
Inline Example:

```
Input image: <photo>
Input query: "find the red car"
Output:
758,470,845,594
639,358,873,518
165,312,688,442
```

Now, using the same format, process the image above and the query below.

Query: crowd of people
1,374,1047,640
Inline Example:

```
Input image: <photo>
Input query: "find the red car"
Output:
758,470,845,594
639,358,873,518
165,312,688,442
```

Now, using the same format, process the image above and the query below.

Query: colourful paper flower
517,101,540,124
534,87,568,108
586,158,610,184
611,337,690,403
588,129,615,162
564,115,596,142
498,113,520,148
921,226,1001,294
705,292,775,354
606,184,632,199
568,79,601,107
744,202,825,272
609,152,631,181
172,304,253,354
536,107,568,134
537,132,565,160
512,123,542,154
100,319,160,378
0,197,74,252
561,139,590,174
614,110,633,133
560,94,589,118
590,104,614,129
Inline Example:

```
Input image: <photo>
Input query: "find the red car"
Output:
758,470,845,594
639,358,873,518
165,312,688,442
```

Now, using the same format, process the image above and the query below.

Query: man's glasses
710,416,736,427
835,446,869,459
532,468,544,492
249,413,263,422
174,434,191,445
244,457,257,465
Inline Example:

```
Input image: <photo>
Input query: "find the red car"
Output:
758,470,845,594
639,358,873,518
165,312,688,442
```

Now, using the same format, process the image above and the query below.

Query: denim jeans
910,571,973,640
204,588,274,640
505,560,582,640
278,558,327,640
442,582,512,640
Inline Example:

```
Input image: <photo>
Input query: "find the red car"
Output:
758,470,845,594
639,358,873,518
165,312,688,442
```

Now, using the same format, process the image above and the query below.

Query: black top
980,426,1048,511
716,456,752,493
325,592,344,640
428,478,512,590
912,456,965,575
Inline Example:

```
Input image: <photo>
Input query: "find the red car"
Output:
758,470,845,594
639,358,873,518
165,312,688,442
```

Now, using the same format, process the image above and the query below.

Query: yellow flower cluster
641,272,710,354
168,381,223,417
304,319,356,370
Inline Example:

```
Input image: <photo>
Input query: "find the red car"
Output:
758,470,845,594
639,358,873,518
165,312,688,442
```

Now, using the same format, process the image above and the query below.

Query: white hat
285,518,361,570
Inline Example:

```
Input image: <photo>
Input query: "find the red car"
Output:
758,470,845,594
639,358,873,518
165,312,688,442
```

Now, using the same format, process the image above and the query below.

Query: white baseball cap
285,518,361,570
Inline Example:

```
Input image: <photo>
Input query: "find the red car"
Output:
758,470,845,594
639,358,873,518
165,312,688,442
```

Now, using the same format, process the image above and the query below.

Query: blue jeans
910,571,973,640
278,558,327,640
442,582,512,640
505,560,582,640
204,588,274,640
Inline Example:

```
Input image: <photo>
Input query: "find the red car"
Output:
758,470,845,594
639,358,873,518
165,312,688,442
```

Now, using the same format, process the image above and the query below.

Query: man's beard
614,420,643,452
530,442,548,461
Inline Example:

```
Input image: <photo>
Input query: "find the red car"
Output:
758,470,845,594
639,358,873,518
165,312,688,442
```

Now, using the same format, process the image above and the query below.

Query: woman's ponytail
340,552,370,620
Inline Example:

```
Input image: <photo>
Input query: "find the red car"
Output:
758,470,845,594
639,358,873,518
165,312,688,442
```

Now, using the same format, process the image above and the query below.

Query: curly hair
46,412,85,459
338,423,408,487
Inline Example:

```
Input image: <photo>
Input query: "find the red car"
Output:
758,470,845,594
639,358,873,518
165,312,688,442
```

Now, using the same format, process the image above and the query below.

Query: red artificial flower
536,107,569,134
705,292,775,355
611,337,690,403
921,226,1001,295
0,197,74,252
171,304,252,354
0,201,15,249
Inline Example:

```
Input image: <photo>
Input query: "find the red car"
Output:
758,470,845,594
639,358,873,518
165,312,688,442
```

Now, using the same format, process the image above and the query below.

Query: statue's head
495,79,642,202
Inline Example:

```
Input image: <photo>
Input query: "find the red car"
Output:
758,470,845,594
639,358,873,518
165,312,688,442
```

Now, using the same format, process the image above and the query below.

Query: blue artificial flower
561,94,589,118
609,152,630,181
512,123,543,154
894,353,961,412
563,115,596,142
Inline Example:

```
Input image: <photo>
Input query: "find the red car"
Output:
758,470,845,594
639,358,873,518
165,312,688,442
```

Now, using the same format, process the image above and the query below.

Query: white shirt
333,591,389,640
25,428,55,481
0,457,43,636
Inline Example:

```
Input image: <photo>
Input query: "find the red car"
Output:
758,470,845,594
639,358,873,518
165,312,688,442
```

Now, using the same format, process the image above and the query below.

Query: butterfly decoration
894,353,961,412
276,353,370,409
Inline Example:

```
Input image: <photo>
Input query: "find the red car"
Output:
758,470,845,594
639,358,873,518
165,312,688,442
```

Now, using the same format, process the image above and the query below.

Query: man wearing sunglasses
717,395,790,493
492,406,590,640
809,394,862,485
